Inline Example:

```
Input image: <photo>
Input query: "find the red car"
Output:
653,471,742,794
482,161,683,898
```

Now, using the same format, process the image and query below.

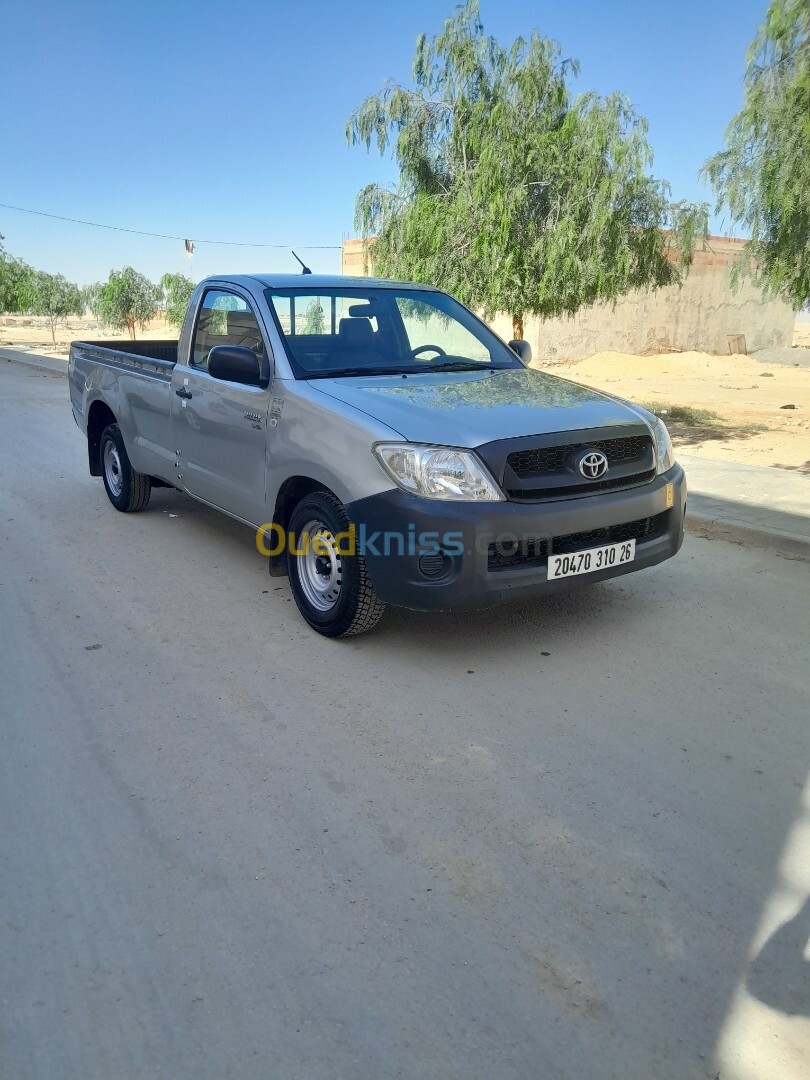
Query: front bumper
345,464,686,611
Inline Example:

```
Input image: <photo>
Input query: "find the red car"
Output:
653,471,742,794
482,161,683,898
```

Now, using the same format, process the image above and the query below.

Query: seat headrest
227,310,258,334
338,317,373,345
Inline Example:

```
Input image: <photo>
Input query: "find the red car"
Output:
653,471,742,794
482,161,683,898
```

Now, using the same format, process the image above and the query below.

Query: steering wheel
236,331,264,355
409,344,447,361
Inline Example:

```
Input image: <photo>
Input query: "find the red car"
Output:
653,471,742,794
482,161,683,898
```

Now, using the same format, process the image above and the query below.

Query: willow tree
0,236,33,314
27,271,84,345
303,298,326,334
702,0,809,308
160,272,195,329
91,267,160,340
347,1,708,339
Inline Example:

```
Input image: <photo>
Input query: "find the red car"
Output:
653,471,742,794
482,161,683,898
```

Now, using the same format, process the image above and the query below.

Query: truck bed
70,339,178,376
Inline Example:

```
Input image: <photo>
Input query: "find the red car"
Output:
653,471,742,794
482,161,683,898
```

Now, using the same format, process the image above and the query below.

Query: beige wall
341,236,795,358
341,239,372,278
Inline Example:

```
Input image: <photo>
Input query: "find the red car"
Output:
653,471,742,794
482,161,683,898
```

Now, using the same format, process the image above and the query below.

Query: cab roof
203,274,441,292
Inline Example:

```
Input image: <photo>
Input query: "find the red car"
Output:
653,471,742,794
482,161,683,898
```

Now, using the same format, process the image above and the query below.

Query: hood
311,367,646,447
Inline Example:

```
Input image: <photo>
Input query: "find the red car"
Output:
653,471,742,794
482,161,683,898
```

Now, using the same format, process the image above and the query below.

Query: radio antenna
291,250,312,275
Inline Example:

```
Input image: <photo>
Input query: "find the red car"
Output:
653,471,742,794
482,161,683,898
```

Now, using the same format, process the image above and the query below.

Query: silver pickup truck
69,274,685,636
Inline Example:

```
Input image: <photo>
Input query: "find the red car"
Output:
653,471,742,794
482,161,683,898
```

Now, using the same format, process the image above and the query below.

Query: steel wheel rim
296,518,343,612
103,440,123,497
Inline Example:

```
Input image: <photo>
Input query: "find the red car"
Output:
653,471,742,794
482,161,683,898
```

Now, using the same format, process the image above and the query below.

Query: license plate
548,539,636,580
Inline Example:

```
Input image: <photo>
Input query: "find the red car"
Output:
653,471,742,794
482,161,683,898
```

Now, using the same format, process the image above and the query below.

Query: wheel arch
266,475,338,577
86,400,118,476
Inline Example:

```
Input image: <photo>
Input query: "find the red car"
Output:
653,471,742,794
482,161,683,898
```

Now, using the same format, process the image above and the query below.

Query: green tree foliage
82,282,102,316
303,298,326,334
91,267,160,340
0,235,35,314
27,271,84,345
702,0,809,308
208,293,241,335
160,272,195,329
347,1,708,338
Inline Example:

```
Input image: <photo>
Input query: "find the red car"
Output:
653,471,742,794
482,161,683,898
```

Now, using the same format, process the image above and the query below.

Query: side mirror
208,345,263,386
508,339,532,364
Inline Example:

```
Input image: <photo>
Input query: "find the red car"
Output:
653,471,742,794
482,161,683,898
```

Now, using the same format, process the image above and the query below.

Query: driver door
172,287,271,524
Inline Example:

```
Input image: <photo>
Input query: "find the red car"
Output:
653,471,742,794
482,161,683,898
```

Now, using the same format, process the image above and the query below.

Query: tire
286,491,385,637
99,423,151,512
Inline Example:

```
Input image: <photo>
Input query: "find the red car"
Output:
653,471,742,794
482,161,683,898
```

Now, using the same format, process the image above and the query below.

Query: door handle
175,387,193,399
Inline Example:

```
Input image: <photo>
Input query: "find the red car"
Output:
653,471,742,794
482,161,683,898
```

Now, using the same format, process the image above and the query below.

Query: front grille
551,512,666,555
487,512,669,571
487,537,550,571
476,427,657,504
507,435,650,478
508,469,656,501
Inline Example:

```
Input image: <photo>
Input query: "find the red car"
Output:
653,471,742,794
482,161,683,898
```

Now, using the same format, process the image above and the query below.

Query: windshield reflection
265,287,523,379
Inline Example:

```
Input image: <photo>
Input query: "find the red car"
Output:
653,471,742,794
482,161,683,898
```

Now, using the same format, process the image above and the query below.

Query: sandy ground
792,321,810,349
0,313,177,350
3,314,809,471
552,347,810,471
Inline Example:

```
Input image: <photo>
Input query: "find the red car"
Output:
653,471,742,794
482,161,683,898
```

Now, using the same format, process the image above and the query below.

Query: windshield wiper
307,366,411,379
417,361,511,373
306,362,514,380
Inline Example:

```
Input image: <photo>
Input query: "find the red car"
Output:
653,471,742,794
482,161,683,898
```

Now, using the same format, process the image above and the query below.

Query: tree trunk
512,315,524,340
127,317,136,340
50,317,56,346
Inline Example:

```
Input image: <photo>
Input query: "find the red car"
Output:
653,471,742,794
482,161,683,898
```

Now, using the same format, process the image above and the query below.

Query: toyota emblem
577,449,609,479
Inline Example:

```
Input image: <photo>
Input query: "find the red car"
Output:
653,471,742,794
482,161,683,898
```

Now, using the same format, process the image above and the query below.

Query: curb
1,347,68,375
685,511,810,561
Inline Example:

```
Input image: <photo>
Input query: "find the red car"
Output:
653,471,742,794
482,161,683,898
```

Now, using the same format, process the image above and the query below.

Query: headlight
374,444,504,501
650,415,675,473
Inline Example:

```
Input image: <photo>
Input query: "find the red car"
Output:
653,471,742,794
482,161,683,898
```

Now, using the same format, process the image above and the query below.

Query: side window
192,290,265,372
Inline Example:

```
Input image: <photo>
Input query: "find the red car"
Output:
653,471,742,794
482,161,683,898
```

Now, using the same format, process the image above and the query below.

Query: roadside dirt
546,345,810,472
0,314,176,352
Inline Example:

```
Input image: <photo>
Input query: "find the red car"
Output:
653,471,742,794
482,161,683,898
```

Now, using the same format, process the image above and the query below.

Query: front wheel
100,423,151,512
286,491,385,637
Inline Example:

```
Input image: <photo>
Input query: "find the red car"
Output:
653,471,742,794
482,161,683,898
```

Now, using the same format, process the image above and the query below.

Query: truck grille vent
487,512,668,572
507,435,651,478
488,537,550,571
552,513,666,554
507,470,656,500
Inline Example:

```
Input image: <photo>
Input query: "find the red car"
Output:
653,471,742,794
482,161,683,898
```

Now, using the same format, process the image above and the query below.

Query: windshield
264,287,523,379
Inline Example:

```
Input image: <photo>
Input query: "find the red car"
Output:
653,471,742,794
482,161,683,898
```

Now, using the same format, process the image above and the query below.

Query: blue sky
2,0,765,286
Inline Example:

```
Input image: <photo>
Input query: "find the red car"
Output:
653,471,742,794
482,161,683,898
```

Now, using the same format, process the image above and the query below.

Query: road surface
1,360,808,1079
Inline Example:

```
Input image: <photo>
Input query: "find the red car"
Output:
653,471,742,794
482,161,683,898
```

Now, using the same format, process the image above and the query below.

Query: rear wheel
287,491,385,637
100,423,151,512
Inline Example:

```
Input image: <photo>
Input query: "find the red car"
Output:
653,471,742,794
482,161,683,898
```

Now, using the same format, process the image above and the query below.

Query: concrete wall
341,236,795,358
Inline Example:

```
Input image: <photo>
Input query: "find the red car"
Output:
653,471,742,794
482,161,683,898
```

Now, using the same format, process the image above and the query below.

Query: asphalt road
1,360,808,1080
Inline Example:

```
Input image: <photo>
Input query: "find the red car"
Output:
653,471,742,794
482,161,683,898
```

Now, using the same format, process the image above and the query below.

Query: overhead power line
0,202,342,249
